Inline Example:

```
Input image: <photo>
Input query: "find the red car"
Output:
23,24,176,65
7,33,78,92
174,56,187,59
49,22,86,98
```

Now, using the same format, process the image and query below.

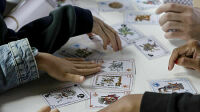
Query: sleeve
140,92,200,112
0,38,39,93
16,5,93,53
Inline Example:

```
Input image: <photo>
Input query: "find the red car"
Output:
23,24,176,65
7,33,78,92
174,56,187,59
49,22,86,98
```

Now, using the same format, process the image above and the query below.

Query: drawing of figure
135,15,151,21
75,48,92,58
118,24,134,37
101,77,115,85
108,61,123,72
96,76,122,87
158,83,184,93
98,94,120,105
140,42,158,52
109,2,123,9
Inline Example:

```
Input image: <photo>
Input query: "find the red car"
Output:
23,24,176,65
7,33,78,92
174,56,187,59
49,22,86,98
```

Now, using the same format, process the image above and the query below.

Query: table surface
1,0,200,112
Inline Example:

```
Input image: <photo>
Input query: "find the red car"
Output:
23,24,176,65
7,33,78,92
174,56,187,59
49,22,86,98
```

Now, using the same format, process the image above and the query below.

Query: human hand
35,53,101,83
37,106,59,112
98,94,143,112
156,3,200,40
168,40,200,71
92,16,122,51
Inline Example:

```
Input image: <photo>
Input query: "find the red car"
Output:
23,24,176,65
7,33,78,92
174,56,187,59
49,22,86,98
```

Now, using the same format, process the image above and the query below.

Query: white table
1,0,200,112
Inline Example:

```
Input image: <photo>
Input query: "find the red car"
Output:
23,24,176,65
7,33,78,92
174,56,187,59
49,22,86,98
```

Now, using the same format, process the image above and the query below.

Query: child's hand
37,106,59,112
92,16,122,51
35,53,101,83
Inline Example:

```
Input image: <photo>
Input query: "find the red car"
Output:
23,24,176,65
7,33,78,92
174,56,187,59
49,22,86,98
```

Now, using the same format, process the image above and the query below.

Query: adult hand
37,106,59,112
36,53,101,83
92,16,122,51
156,3,200,40
98,94,143,112
169,40,200,71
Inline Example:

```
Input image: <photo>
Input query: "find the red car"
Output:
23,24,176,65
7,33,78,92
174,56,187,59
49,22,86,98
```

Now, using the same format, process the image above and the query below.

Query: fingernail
175,59,178,64
168,66,171,71
79,76,85,82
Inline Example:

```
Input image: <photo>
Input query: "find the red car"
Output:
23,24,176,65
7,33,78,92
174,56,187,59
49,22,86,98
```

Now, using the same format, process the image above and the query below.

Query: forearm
0,38,39,93
141,92,200,112
16,5,93,53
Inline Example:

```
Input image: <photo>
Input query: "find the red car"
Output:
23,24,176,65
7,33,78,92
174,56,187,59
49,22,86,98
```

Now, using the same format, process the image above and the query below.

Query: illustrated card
59,43,104,60
97,59,136,74
149,78,197,94
89,91,130,109
112,24,145,44
92,73,133,91
162,0,193,6
135,0,161,10
42,84,90,109
134,37,169,59
98,0,134,12
125,11,159,25
47,0,74,8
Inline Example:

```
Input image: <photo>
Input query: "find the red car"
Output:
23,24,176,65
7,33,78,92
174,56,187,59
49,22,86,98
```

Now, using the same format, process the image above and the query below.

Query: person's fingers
168,46,187,70
93,20,109,50
156,3,188,14
177,57,200,70
164,32,189,40
98,27,109,50
97,21,116,51
63,73,85,83
37,106,51,112
159,12,183,26
103,23,122,50
74,63,101,69
50,109,60,112
162,21,184,32
102,27,118,51
75,67,101,75
64,57,84,61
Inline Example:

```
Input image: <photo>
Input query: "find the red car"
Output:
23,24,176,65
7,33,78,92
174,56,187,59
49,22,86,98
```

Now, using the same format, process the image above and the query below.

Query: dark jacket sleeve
141,92,200,112
2,5,93,53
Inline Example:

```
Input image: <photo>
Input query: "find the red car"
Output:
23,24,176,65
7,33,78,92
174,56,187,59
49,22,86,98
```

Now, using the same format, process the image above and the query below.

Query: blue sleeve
0,38,39,93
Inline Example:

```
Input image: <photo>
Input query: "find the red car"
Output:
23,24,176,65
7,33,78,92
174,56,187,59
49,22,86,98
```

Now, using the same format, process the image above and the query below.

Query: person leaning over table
0,0,122,111
97,3,200,112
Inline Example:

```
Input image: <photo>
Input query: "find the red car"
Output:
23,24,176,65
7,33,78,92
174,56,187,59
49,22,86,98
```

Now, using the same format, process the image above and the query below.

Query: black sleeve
0,0,6,14
140,92,200,112
13,5,93,53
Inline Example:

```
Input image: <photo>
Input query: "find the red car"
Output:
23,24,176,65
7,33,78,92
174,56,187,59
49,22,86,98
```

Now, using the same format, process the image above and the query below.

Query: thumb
176,57,200,70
